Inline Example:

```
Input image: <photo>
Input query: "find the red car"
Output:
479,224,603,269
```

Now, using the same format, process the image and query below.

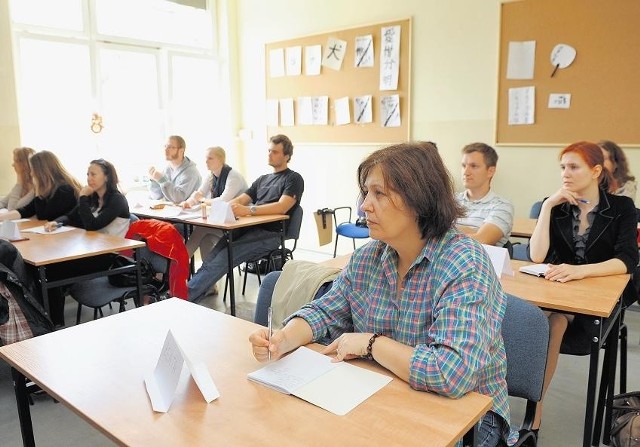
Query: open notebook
247,346,392,415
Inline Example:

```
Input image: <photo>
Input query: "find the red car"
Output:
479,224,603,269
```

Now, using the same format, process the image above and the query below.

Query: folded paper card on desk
247,346,392,415
0,220,24,241
481,244,514,278
144,330,220,413
208,201,236,224
518,263,549,277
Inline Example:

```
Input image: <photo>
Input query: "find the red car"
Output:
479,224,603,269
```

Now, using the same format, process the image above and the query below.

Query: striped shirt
288,229,516,444
457,190,514,247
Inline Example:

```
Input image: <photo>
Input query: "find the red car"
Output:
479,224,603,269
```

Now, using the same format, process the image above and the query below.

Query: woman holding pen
527,141,638,433
249,142,516,447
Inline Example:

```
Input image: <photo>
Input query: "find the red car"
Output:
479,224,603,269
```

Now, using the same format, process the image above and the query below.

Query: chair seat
336,223,369,239
70,277,137,308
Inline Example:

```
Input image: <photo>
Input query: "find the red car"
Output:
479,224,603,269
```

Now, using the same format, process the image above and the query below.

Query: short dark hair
462,142,498,168
270,134,293,161
357,141,464,241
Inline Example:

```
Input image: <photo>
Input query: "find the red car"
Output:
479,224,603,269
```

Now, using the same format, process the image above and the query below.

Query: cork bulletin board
496,0,640,146
265,18,411,144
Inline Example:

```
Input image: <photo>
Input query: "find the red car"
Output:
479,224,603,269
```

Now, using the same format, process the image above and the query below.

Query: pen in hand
267,306,273,361
45,222,62,232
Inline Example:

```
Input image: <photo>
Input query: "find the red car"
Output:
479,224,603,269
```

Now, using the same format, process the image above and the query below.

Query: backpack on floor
611,391,640,447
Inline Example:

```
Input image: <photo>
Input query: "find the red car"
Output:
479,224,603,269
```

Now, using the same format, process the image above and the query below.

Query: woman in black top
44,159,130,237
528,141,638,432
0,150,81,222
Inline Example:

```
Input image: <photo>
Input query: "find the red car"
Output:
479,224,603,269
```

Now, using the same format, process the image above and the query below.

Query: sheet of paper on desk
21,225,76,235
519,263,549,277
248,346,392,415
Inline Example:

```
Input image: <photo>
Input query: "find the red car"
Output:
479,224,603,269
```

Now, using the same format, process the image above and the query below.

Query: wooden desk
133,210,289,316
504,260,629,447
14,220,145,315
0,298,492,447
510,218,537,238
319,254,629,446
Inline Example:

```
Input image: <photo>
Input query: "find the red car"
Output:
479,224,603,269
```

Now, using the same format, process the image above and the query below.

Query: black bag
611,391,640,447
108,255,155,288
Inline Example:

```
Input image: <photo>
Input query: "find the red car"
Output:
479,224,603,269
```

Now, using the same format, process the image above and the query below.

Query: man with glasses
148,135,201,203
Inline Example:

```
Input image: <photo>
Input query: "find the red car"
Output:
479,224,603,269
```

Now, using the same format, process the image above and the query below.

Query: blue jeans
477,410,509,447
188,228,281,303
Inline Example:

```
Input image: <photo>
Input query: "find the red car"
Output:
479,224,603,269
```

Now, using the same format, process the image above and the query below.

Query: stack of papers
518,263,549,277
247,346,391,415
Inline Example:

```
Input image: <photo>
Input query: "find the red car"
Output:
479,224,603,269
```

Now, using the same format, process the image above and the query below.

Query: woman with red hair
528,141,638,433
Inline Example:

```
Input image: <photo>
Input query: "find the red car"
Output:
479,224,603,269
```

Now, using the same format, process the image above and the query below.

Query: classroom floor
1,248,639,446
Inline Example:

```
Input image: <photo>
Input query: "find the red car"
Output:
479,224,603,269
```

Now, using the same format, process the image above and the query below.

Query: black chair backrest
285,206,303,241
502,294,549,401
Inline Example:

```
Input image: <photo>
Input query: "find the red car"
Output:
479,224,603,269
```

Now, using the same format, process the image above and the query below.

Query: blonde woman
0,150,81,221
0,147,36,211
180,146,247,259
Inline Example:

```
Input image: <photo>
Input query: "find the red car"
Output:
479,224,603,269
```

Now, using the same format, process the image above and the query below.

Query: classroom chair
511,201,543,261
223,205,304,298
328,205,369,258
499,294,549,447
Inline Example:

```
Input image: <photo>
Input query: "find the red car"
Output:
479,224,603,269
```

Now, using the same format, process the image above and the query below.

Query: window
9,0,226,184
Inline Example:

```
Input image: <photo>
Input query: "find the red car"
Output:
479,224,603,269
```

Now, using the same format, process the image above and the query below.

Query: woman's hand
546,188,586,208
79,185,94,197
43,221,60,232
321,333,372,362
249,328,297,362
179,201,191,209
544,263,586,282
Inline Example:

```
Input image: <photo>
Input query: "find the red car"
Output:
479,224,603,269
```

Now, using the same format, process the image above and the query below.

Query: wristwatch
249,205,257,215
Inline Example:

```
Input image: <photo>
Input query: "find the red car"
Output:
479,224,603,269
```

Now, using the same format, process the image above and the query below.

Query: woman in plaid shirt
250,142,515,446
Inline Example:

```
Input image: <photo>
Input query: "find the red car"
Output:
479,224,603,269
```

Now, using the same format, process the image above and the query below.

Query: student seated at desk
598,140,637,201
455,143,514,247
249,142,517,447
0,147,36,212
44,159,130,237
179,146,247,261
188,134,304,303
528,141,638,434
148,135,201,204
0,150,81,222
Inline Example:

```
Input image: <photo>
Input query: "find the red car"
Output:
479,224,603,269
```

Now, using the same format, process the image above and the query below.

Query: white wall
231,0,640,255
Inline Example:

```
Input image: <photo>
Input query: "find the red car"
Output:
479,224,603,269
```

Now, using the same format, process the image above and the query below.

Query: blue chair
512,201,543,261
500,294,549,446
330,206,369,258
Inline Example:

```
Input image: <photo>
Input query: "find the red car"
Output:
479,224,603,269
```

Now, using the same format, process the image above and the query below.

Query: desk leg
134,247,142,308
583,328,600,447
11,367,35,447
281,220,286,266
37,266,50,317
461,423,478,447
226,230,236,317
601,315,620,445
